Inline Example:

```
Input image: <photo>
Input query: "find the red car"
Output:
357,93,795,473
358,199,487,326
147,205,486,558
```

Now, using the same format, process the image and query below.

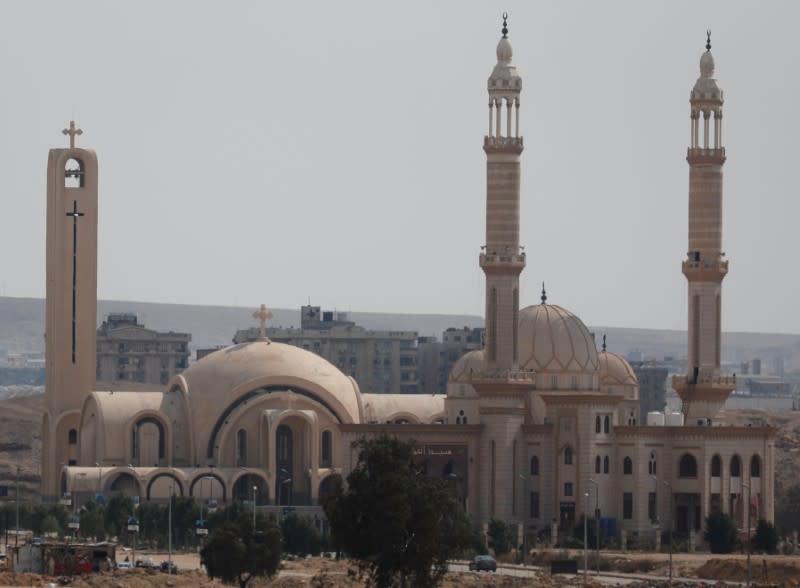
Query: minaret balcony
484,136,524,154
686,147,726,164
480,251,526,272
682,259,728,281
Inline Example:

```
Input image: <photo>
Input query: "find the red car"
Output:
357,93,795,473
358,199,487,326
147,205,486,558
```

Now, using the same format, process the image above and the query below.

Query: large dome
174,341,362,440
448,349,486,384
518,304,599,373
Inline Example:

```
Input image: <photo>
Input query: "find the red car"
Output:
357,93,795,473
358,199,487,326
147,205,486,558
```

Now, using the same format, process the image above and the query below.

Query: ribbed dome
598,350,638,387
518,304,599,373
448,349,485,383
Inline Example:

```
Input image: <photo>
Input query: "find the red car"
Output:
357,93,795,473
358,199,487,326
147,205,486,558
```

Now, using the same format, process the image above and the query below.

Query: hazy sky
1,2,798,334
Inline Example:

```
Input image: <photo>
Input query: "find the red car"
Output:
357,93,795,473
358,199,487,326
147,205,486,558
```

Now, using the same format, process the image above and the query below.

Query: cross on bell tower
253,304,273,341
62,120,83,149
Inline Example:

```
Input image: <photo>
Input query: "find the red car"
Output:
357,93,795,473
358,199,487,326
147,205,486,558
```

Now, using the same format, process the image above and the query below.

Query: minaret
672,34,735,423
472,14,532,525
480,13,525,374
41,121,99,498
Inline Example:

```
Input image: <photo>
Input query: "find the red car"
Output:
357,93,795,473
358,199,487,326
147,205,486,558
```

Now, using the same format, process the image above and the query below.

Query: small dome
598,350,638,387
518,304,599,373
496,37,512,63
448,349,485,383
700,50,715,79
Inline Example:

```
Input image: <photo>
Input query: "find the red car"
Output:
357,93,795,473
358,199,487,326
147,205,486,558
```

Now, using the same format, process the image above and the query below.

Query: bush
487,519,513,556
704,511,738,554
751,519,778,554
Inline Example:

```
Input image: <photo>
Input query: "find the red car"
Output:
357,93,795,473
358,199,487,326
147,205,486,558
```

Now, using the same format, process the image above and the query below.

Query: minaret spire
501,12,508,38
672,33,734,423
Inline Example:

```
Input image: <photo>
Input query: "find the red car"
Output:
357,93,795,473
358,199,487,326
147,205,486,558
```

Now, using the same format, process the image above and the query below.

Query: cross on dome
62,120,82,149
252,304,273,341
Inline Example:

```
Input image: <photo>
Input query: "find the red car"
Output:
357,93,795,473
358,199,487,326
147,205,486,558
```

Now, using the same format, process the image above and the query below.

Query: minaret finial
540,282,547,304
501,12,508,39
706,29,712,51
602,334,607,352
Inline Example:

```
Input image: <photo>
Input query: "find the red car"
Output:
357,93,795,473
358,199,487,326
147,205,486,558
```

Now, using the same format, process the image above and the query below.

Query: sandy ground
3,551,800,587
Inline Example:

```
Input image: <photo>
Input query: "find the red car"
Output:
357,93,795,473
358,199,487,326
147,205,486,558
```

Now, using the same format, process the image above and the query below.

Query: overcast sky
1,1,797,334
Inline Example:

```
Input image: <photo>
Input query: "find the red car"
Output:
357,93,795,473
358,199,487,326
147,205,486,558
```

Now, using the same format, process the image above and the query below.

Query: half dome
598,350,638,387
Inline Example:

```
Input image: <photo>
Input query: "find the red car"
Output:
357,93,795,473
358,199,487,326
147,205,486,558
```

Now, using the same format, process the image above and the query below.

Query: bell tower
672,34,735,423
42,121,99,498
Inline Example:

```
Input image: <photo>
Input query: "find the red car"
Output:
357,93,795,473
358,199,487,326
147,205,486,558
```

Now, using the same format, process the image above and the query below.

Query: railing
673,374,736,387
484,136,524,149
687,147,725,158
470,369,535,383
480,252,526,265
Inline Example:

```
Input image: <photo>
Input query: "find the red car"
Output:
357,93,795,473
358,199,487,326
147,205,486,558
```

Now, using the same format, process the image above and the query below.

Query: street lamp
583,492,589,587
252,485,258,529
588,478,599,574
742,482,751,588
663,479,673,585
94,462,102,502
168,483,174,575
14,462,20,547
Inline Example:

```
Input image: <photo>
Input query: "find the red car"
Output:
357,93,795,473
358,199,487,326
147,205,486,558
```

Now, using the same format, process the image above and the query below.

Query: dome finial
602,334,607,352
706,29,712,51
540,282,547,305
501,12,508,39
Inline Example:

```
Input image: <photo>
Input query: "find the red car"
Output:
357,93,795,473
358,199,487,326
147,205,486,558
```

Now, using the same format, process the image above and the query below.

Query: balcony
484,136,524,152
672,374,736,388
470,369,535,384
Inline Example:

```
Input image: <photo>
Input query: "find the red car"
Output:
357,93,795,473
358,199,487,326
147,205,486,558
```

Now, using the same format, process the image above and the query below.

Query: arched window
730,455,741,477
595,416,601,433
603,455,609,474
649,452,657,476
603,415,610,434
530,456,539,476
68,429,78,445
595,455,601,474
236,429,247,467
623,456,633,475
711,455,721,477
679,453,698,478
750,455,761,478
564,446,573,466
321,431,332,468
64,158,85,188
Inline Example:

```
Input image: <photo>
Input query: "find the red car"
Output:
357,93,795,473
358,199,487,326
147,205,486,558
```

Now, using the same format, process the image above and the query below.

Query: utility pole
14,462,20,547
168,484,173,575
583,492,589,587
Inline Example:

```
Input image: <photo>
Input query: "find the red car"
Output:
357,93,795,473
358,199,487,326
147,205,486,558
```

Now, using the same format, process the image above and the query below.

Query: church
43,18,774,546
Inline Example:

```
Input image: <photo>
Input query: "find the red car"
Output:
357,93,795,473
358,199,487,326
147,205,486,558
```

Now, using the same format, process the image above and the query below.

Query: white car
117,561,133,570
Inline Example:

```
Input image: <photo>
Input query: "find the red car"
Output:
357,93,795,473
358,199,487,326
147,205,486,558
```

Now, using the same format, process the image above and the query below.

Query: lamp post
588,478,599,575
168,483,174,575
252,485,257,530
583,492,589,586
742,482,751,588
663,479,673,585
14,463,20,547
94,462,102,502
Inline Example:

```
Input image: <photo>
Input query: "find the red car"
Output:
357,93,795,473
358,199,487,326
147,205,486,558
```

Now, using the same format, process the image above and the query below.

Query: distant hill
2,296,800,371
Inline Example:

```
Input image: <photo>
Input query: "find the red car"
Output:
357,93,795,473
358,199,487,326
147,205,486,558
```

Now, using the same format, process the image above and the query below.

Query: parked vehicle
160,560,178,574
468,555,497,572
117,560,133,570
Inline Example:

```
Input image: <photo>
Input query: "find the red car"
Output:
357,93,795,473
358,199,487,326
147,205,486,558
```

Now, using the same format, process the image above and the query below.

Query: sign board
68,521,80,530
195,528,208,536
127,524,139,533
59,498,72,506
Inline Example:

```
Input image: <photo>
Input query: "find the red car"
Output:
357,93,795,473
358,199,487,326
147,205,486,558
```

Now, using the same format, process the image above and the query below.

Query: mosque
43,18,774,546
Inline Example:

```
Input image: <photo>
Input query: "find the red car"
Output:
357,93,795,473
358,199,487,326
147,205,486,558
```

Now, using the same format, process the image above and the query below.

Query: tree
751,519,778,554
573,515,600,549
487,518,513,556
325,436,472,588
200,516,281,588
281,512,322,556
704,510,738,553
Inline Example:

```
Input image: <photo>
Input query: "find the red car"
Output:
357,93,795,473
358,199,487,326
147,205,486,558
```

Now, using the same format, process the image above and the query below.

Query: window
603,456,609,474
679,453,698,478
751,455,761,478
649,452,657,476
603,415,610,434
711,455,721,477
321,431,332,468
564,483,573,497
595,416,601,434
564,446,573,466
530,456,539,476
595,455,601,474
68,429,78,445
623,456,633,475
623,492,633,520
237,429,247,466
648,492,657,522
530,491,540,518
552,375,558,390
730,455,741,477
